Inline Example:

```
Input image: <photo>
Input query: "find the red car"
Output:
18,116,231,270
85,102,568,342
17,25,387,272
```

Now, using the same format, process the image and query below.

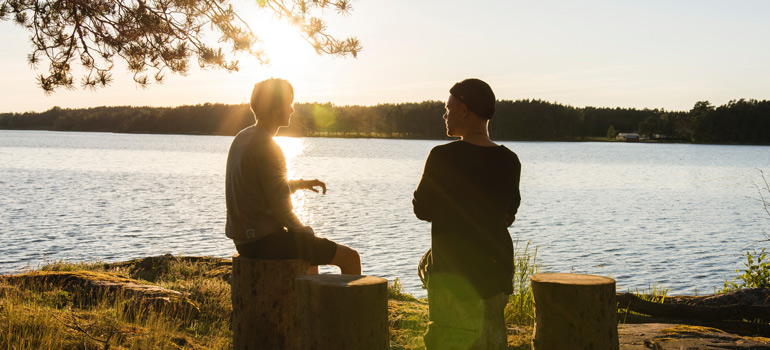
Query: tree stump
231,255,309,350
531,273,619,350
295,274,388,350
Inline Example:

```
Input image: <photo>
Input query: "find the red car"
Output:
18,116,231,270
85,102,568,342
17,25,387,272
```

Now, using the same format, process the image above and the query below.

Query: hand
302,179,326,195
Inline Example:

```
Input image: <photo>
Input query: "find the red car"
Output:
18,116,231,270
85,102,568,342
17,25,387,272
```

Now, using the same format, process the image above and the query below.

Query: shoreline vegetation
2,241,769,349
0,242,542,349
2,98,769,144
0,255,450,349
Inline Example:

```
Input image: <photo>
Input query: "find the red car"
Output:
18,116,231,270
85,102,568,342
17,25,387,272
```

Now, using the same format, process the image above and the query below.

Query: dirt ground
618,323,770,349
506,323,770,349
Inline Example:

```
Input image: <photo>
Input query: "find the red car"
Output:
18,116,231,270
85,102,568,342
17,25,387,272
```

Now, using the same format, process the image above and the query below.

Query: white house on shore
616,133,640,142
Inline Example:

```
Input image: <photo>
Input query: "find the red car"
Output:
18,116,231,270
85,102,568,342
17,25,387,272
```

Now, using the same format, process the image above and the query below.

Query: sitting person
225,78,361,275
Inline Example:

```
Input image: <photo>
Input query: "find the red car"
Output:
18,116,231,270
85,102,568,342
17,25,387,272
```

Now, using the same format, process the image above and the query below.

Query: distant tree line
638,99,770,144
1,99,768,143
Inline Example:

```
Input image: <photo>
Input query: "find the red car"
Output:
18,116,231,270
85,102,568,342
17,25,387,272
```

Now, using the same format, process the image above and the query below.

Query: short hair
250,78,294,119
449,78,496,119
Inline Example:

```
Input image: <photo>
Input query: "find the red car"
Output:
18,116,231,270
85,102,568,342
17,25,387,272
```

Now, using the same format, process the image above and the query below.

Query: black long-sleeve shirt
413,141,521,298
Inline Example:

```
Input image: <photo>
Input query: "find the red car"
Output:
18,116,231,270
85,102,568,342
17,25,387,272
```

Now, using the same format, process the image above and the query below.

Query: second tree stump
295,274,388,350
531,273,619,350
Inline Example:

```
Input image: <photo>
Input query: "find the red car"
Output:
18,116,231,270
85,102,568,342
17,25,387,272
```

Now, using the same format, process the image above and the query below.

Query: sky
1,0,769,113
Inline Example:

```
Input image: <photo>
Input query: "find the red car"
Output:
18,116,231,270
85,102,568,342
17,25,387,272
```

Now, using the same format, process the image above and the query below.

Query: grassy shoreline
0,255,536,349
3,251,769,349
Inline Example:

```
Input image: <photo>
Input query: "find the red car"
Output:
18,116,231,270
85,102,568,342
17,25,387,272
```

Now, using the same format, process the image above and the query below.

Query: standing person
413,78,521,349
226,78,361,275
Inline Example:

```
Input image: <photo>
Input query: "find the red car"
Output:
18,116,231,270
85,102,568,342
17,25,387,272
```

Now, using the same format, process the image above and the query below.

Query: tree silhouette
2,99,768,144
0,0,361,93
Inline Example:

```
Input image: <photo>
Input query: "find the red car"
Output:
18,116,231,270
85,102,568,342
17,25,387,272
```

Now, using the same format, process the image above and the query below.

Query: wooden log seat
231,255,309,350
295,274,388,350
531,273,619,350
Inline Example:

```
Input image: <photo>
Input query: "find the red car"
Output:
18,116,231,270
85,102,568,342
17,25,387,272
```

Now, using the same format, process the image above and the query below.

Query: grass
1,247,541,350
505,240,539,326
1,256,232,349
633,283,670,304
616,283,671,324
388,299,429,349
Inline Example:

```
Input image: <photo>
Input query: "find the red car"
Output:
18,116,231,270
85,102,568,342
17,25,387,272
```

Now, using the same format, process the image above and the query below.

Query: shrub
722,249,770,291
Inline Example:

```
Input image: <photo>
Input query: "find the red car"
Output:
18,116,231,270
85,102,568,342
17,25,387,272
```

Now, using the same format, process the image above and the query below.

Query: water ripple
2,131,770,297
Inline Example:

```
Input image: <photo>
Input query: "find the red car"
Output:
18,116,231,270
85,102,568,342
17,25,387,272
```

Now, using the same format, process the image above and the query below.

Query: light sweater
225,126,306,245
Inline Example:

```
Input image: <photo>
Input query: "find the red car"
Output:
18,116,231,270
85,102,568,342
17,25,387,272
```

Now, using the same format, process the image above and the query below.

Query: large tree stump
231,255,309,350
531,273,619,350
295,274,388,350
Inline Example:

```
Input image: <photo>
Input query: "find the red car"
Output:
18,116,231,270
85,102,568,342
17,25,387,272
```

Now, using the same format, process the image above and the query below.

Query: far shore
6,127,766,146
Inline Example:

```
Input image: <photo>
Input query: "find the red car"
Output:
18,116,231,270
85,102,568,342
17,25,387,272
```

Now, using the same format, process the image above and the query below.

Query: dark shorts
235,230,338,266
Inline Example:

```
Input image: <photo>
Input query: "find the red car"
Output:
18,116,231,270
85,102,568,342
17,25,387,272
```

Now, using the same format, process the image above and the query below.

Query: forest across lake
2,98,769,144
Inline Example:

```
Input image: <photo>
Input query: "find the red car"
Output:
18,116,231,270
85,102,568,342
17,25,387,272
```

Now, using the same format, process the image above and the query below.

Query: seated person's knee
332,244,361,275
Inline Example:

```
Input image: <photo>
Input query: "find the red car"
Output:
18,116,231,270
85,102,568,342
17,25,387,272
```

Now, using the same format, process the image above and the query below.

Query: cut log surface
296,274,388,350
531,273,619,350
231,256,309,350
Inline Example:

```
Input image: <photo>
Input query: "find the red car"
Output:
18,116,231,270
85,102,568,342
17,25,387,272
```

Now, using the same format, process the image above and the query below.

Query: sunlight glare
290,190,315,228
274,136,314,226
237,8,317,85
274,136,305,161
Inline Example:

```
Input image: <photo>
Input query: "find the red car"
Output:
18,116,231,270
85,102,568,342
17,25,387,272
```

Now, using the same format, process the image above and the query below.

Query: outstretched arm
288,179,327,194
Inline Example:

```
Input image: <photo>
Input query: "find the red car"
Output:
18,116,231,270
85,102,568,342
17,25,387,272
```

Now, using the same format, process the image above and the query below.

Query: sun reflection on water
274,136,305,163
274,136,314,226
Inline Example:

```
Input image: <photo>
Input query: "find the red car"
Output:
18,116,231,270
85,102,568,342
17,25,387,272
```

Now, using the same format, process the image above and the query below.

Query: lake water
1,130,769,297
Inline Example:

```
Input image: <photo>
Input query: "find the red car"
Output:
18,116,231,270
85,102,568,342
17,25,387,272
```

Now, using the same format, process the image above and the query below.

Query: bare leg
307,265,319,274
329,244,361,275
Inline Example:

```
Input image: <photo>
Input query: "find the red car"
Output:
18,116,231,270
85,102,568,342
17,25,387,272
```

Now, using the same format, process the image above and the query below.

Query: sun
261,21,315,68
236,8,318,84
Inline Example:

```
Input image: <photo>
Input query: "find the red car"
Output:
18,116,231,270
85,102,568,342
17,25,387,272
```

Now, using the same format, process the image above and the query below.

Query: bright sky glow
1,0,769,113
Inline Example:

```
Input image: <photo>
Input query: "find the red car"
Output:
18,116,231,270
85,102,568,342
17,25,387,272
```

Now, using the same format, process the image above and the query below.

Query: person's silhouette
414,78,521,349
225,78,360,275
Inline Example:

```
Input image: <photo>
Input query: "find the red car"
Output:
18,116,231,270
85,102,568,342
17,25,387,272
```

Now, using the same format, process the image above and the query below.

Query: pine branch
1,0,360,92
